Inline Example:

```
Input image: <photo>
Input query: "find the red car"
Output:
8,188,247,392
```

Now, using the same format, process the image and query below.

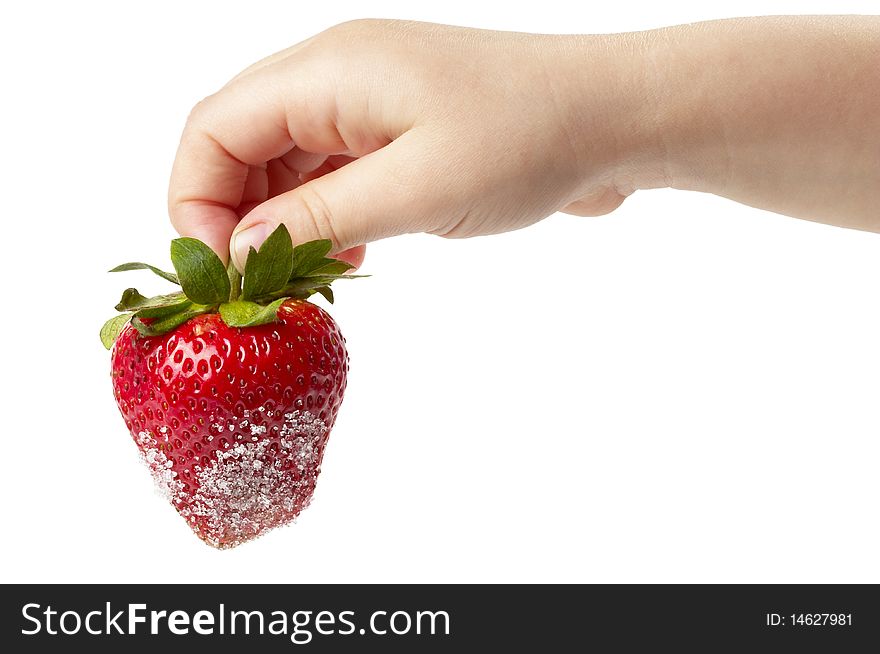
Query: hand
167,20,653,269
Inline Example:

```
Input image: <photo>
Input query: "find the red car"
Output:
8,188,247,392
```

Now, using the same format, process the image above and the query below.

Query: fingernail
231,222,271,269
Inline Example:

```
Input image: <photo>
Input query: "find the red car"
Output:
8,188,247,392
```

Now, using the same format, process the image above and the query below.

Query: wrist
543,33,681,198
636,25,734,195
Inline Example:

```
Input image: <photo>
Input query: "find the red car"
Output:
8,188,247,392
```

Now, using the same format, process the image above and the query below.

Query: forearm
568,16,880,231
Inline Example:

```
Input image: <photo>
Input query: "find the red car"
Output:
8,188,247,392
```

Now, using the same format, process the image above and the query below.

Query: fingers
239,164,269,218
170,201,242,264
333,245,367,270
281,149,327,174
168,66,347,260
229,129,456,270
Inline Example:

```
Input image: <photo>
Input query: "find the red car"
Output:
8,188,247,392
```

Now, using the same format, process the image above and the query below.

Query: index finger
167,75,293,260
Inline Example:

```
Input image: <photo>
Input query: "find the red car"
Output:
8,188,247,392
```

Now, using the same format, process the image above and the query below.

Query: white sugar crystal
137,411,328,549
136,431,185,505
180,410,328,549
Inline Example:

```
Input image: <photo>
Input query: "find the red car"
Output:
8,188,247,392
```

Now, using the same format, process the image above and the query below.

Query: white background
2,0,879,583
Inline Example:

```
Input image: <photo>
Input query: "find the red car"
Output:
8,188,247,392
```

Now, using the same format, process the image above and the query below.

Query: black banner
1,584,877,650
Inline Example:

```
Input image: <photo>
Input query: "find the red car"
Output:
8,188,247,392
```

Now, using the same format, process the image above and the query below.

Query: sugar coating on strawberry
136,409,328,548
185,410,326,547
101,226,360,548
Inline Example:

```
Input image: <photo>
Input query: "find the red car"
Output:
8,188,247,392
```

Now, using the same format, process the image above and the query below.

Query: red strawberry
100,226,360,548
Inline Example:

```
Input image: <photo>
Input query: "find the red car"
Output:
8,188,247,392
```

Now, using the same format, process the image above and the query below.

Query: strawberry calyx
100,225,363,349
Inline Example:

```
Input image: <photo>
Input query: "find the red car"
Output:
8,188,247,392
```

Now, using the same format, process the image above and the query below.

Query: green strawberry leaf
100,314,132,349
104,234,364,346
115,288,188,312
114,288,148,311
134,298,197,320
109,262,179,285
219,298,287,327
170,237,231,305
314,286,334,304
309,259,354,276
290,239,333,279
131,303,212,336
265,273,367,301
242,224,294,301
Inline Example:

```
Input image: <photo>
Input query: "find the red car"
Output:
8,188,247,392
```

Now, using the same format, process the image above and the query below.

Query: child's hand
168,17,880,268
168,20,652,267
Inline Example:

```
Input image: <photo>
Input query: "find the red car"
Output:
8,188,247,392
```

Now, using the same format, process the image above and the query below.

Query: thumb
230,129,452,270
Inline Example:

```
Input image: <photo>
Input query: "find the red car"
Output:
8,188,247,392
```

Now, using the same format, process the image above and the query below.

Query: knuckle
316,19,400,56
326,18,384,37
185,95,214,127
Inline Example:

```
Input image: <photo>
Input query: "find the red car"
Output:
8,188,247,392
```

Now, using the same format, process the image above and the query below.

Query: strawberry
100,225,361,549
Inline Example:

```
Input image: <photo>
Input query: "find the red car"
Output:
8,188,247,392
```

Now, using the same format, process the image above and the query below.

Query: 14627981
766,613,853,627
790,614,852,626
